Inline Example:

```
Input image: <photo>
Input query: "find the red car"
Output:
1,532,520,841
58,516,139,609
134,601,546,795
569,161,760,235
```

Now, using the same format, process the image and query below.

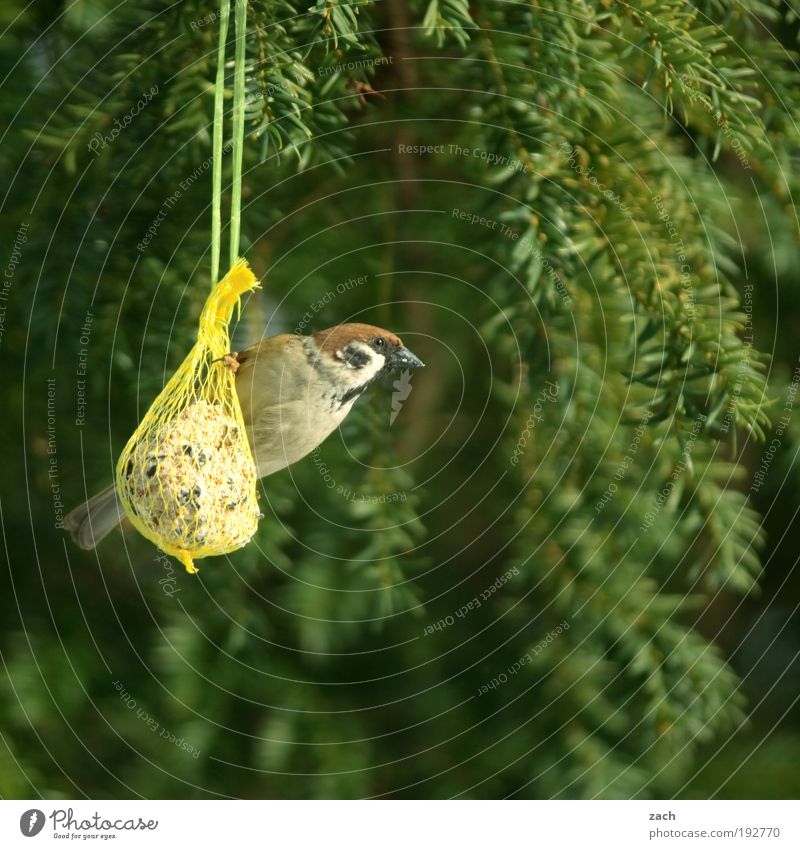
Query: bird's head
309,323,424,403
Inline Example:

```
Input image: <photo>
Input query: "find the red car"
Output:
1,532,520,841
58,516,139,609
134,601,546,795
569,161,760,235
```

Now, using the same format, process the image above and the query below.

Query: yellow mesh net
115,259,261,574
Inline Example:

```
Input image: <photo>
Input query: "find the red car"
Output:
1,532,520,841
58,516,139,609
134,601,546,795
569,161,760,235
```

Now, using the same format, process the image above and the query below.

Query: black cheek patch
342,345,371,369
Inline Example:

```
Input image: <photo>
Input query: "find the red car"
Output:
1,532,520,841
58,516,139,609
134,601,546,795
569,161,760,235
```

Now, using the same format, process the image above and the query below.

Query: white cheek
335,345,385,382
335,347,356,367
339,354,384,389
361,352,385,380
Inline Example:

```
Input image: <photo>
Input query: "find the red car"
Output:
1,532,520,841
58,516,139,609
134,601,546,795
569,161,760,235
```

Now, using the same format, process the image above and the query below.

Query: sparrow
65,323,424,551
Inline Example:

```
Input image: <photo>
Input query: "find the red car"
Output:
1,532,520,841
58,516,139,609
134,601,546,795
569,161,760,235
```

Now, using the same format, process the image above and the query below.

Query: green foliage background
1,0,800,799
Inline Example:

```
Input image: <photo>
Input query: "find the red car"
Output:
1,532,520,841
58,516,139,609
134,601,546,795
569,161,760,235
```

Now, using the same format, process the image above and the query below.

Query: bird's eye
372,337,385,348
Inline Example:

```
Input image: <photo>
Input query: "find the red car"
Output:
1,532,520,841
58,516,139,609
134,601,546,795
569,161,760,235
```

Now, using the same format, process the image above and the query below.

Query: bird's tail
64,483,124,550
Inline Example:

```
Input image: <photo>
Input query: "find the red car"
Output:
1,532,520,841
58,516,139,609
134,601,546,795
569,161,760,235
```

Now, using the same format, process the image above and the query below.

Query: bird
64,322,424,551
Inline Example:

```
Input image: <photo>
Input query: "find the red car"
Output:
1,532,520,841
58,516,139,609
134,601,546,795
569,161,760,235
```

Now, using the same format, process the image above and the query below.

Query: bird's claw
221,352,240,374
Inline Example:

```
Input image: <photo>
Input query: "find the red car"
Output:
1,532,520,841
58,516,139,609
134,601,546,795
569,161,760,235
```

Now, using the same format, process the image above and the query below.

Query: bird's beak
391,346,425,370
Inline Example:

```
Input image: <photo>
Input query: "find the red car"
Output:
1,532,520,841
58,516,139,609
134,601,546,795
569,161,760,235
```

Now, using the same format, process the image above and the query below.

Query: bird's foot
220,352,240,374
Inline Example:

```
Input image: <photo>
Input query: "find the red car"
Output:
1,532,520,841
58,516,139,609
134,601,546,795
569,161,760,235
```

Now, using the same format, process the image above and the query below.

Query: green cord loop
210,0,230,288
211,0,247,287
230,0,247,269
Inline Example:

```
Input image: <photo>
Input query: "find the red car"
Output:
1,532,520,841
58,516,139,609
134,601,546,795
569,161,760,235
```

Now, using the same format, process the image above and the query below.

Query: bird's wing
234,334,309,425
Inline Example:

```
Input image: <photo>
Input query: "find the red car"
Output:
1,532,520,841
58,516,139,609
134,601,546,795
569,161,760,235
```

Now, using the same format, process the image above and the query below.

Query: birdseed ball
119,401,259,556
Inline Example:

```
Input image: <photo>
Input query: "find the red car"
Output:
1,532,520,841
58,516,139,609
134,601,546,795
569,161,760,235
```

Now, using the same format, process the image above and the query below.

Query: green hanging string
211,0,247,286
210,0,230,288
229,0,247,269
